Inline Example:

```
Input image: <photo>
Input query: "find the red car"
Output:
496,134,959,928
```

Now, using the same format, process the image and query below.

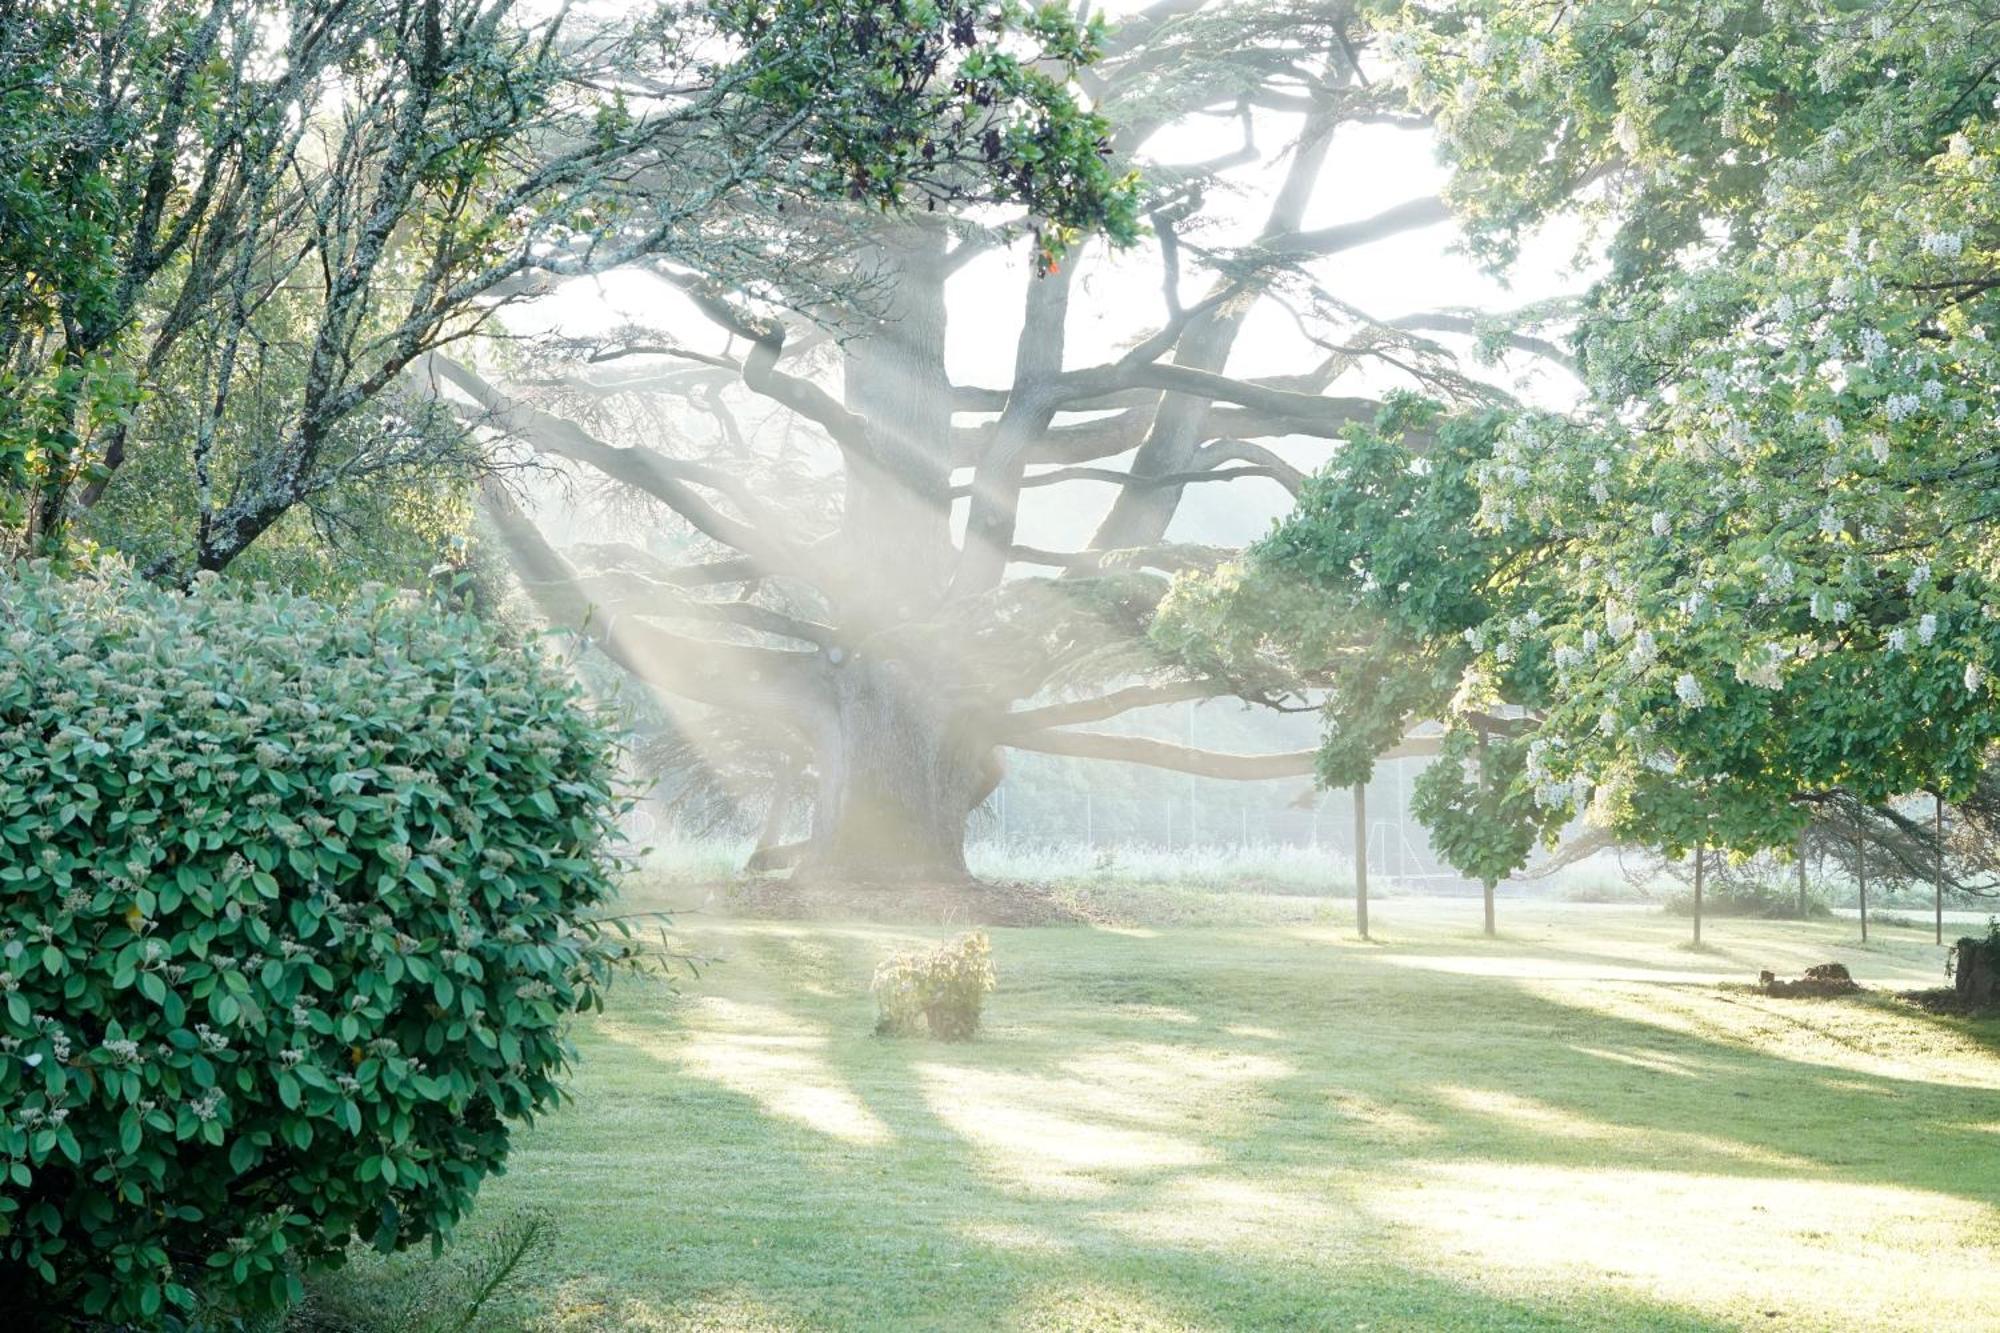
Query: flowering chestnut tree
1391,0,2000,857
1174,1,2000,880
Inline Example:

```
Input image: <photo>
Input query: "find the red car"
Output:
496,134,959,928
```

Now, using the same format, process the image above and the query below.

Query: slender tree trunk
1353,783,1369,940
1796,825,1808,918
1856,824,1868,942
1934,794,1945,946
1692,843,1704,946
1477,723,1496,937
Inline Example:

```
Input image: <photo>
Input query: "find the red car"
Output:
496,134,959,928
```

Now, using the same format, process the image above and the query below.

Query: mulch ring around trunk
721,876,1085,927
1895,987,2000,1019
1753,962,1863,999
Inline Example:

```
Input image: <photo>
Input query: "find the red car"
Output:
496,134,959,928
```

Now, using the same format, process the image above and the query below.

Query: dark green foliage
710,0,1141,268
0,565,629,1326
1950,919,2000,991
872,932,996,1041
1159,398,1571,888
1409,732,1543,890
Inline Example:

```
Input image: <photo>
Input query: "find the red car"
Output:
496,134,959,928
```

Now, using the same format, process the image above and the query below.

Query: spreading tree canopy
429,2,1490,879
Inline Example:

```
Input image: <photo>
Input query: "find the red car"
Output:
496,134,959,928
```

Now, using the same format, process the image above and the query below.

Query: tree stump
1954,937,1999,1007
1756,963,1858,998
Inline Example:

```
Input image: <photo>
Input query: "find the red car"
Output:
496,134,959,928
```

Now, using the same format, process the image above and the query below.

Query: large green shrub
0,565,628,1326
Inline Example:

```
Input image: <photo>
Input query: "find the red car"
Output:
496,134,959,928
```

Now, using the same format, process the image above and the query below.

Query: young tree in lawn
1156,398,1572,933
434,3,1490,881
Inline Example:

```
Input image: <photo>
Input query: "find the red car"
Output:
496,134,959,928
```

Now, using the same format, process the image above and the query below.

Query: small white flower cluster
1757,558,1796,603
99,1039,142,1065
1605,599,1635,642
1919,231,1965,259
1674,673,1707,708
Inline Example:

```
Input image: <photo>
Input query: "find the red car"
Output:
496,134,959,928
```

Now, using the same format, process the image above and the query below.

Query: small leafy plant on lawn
871,932,996,1041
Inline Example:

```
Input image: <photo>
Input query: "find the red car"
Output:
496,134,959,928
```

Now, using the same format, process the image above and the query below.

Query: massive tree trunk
800,654,996,880
795,221,994,880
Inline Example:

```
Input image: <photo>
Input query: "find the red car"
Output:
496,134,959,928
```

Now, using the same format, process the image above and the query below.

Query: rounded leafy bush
0,565,628,1326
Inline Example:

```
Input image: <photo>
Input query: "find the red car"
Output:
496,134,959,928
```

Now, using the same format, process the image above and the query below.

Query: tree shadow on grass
724,920,2000,1203
513,920,2000,1331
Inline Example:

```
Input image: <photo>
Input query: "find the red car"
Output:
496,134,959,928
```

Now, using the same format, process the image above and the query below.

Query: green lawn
447,894,2000,1331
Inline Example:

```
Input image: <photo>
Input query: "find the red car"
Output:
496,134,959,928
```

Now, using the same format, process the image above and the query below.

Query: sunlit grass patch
473,899,2000,1331
1367,1164,2000,1330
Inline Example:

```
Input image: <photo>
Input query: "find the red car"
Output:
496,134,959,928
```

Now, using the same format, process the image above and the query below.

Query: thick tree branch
1119,363,1385,429
1004,729,1445,778
577,567,838,648
665,275,879,461
1267,195,1451,256
1196,439,1307,492
996,680,1230,735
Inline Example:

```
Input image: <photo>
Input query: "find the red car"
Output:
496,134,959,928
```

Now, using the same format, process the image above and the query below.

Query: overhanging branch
479,480,830,724
425,354,816,587
1267,195,1451,256
1004,727,1444,777
996,680,1229,735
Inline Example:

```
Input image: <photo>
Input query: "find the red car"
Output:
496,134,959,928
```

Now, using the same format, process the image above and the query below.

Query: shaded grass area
441,897,1998,1331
